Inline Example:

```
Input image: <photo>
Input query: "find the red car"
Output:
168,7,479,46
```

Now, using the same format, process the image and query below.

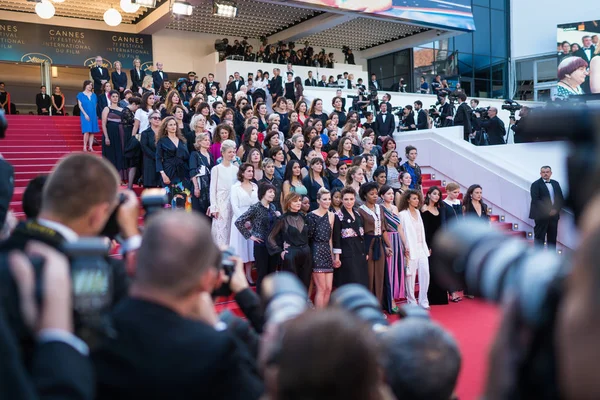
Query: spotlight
104,7,122,26
500,215,505,221
487,207,492,214
527,232,533,239
133,0,157,7
121,0,141,13
35,0,55,19
557,249,563,255
513,223,518,230
431,174,436,179
172,0,193,16
213,1,237,18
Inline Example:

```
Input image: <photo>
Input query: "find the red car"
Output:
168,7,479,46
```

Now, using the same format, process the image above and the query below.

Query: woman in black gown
188,132,214,216
441,182,464,302
51,86,65,115
101,90,126,182
421,186,448,305
121,96,141,190
268,192,313,289
156,116,190,208
140,110,162,188
332,187,368,288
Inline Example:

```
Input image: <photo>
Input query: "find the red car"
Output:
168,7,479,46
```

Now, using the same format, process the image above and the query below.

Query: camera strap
8,220,65,249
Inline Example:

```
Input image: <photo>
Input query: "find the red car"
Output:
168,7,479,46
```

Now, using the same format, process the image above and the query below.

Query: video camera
502,99,523,118
475,106,490,120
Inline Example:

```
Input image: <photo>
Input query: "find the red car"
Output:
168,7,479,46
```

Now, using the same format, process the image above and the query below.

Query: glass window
491,58,507,82
473,55,491,79
457,53,474,78
490,0,505,10
454,32,473,54
491,81,506,98
490,10,507,58
473,6,491,56
474,79,490,97
536,59,558,83
473,0,489,6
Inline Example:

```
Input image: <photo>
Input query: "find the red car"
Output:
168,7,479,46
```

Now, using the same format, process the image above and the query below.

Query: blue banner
0,20,153,69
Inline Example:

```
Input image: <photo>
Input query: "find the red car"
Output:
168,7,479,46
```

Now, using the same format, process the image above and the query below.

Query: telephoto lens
262,272,308,328
329,284,389,333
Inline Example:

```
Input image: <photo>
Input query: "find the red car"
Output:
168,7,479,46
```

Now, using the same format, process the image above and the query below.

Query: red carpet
429,300,501,400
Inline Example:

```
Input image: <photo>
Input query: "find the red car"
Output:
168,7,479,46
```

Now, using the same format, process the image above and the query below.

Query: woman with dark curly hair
463,184,490,220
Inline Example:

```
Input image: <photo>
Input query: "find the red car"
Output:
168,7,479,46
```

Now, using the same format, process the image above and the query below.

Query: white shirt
545,180,555,204
584,48,592,60
97,66,103,75
37,218,79,242
134,108,151,133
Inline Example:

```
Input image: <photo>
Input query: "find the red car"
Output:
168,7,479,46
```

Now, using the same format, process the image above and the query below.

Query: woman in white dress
229,162,259,282
209,139,239,247
398,189,430,310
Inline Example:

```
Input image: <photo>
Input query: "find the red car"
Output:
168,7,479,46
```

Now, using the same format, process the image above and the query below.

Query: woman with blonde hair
345,165,364,205
209,139,239,246
130,58,144,94
141,75,154,94
189,132,214,217
111,60,128,99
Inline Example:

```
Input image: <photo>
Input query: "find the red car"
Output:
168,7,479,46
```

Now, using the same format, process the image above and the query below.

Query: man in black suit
226,71,245,94
36,86,51,115
574,35,595,93
206,73,221,96
1,242,94,400
369,73,381,91
305,70,317,87
90,56,109,94
478,107,506,145
269,68,283,102
317,75,328,87
433,94,454,128
375,102,395,143
92,211,264,400
452,93,472,141
414,101,428,130
152,62,168,92
529,166,564,249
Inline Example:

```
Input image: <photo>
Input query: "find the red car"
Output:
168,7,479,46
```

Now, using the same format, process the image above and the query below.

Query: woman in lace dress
230,163,259,283
209,140,239,247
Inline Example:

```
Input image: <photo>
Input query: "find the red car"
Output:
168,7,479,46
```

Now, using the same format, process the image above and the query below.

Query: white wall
511,0,600,60
392,128,576,249
151,28,366,75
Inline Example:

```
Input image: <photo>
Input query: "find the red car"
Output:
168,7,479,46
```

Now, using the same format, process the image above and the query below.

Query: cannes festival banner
0,20,153,70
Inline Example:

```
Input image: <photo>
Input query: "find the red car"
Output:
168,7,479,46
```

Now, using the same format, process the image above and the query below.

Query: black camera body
502,99,523,118
475,106,490,120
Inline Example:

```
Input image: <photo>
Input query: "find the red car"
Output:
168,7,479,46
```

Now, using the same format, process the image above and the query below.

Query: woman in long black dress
140,110,161,188
441,182,463,302
332,187,368,288
101,90,126,182
307,188,339,308
121,96,141,190
156,116,190,208
188,132,214,217
51,86,65,115
267,192,313,289
421,186,448,305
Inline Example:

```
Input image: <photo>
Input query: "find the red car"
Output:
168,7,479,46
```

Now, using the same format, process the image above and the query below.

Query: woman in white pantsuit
398,189,430,309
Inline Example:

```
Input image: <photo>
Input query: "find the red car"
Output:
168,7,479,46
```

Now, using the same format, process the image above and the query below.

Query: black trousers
282,245,312,289
534,218,558,249
254,244,279,295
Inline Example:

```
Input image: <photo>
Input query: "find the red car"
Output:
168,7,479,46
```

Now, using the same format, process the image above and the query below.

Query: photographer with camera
1,242,94,400
93,211,263,399
432,94,454,128
453,93,472,141
477,107,506,145
509,105,530,144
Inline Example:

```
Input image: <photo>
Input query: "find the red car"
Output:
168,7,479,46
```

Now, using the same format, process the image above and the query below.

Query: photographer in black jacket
477,107,506,145
453,93,472,141
509,106,530,143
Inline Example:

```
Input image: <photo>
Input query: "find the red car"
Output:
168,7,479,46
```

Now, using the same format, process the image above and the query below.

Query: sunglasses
150,117,161,120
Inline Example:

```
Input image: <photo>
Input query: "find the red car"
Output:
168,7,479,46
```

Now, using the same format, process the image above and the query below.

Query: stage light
513,223,518,230
51,0,65,3
104,7,122,26
213,1,237,18
35,0,55,19
51,66,58,78
133,0,157,7
120,0,141,13
173,0,193,16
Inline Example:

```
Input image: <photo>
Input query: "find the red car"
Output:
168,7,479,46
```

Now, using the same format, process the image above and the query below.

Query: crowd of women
76,71,491,311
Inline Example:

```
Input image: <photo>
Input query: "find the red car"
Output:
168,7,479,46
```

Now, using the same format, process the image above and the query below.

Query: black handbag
124,134,141,158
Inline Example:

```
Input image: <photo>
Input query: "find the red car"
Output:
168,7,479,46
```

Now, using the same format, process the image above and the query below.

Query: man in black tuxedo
206,73,221,96
529,166,564,249
574,35,595,93
90,56,109,94
452,93,472,141
478,107,506,145
317,75,328,87
369,73,381,91
1,242,94,400
433,94,453,128
152,62,169,92
414,100,428,130
269,68,283,101
226,71,245,94
375,102,395,143
92,211,264,400
305,70,317,86
36,86,51,115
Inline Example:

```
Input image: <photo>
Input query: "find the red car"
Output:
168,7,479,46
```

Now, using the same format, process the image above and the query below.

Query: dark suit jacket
479,116,505,145
317,81,327,87
439,102,453,127
36,93,51,115
130,68,144,93
97,93,110,115
111,71,128,94
529,178,564,221
152,70,169,91
369,80,381,91
375,112,395,140
92,298,264,400
416,109,428,130
453,102,472,140
206,81,221,96
90,66,110,93
305,78,317,87
226,79,245,94
269,76,283,98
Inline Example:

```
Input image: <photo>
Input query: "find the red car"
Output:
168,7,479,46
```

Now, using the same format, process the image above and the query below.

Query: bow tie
545,181,551,184
584,48,591,50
